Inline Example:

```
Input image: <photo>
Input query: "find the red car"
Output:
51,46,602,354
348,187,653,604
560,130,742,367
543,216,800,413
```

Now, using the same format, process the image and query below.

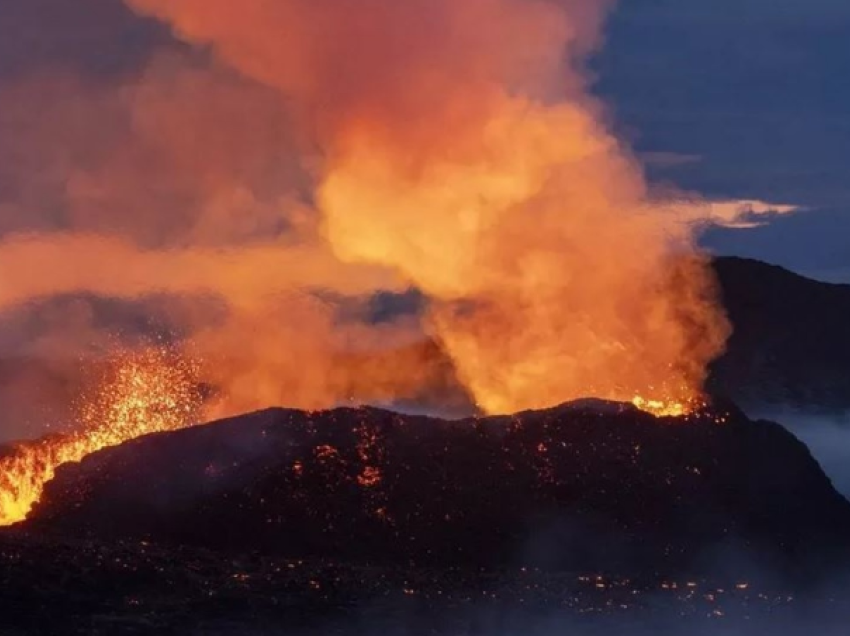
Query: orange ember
0,347,201,526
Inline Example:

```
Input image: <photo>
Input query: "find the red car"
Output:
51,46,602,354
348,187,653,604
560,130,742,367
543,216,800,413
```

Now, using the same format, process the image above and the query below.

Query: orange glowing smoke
0,0,732,434
123,0,729,414
0,347,201,525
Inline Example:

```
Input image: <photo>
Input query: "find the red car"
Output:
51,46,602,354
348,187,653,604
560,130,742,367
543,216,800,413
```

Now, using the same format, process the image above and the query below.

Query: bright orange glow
122,0,729,416
0,347,201,526
631,396,694,418
0,0,732,434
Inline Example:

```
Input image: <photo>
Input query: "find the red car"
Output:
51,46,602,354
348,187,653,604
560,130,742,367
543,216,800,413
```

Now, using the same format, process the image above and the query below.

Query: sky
594,0,850,281
0,0,847,281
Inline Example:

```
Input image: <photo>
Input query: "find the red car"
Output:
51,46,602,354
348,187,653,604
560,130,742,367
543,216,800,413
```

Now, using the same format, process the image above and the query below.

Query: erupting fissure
0,347,201,525
0,0,733,524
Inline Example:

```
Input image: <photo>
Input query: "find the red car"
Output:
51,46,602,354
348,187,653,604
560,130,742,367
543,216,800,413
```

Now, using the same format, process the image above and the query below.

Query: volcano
709,257,850,411
4,399,850,634
2,266,849,633
18,399,850,577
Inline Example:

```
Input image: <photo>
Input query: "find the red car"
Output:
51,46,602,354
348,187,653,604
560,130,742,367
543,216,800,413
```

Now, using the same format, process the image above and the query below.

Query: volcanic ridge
16,399,850,577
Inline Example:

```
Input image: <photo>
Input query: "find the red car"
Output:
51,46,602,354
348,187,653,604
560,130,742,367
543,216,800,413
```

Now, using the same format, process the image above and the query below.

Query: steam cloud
0,0,731,431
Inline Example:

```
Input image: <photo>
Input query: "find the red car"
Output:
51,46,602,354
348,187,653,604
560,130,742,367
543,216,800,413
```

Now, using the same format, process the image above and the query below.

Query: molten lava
631,396,695,418
0,347,201,526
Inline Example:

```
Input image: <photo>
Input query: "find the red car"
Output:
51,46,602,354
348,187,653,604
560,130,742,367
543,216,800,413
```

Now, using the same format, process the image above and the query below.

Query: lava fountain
0,347,202,525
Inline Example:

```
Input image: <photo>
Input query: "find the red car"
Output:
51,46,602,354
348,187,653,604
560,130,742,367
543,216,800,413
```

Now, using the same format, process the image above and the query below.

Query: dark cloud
0,0,174,79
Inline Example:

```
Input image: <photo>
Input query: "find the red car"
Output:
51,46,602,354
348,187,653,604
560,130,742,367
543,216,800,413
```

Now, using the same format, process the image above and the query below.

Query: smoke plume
0,0,730,430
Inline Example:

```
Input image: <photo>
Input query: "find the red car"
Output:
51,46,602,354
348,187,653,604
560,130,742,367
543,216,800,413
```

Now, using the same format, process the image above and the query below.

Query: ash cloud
0,0,171,80
0,0,735,439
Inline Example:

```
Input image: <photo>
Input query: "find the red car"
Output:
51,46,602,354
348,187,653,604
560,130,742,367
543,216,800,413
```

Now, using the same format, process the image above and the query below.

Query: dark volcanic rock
23,401,850,576
709,257,850,411
0,530,838,636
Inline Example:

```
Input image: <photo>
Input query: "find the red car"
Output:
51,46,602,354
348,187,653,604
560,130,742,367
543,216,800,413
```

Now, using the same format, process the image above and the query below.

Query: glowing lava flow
0,347,202,526
632,396,695,418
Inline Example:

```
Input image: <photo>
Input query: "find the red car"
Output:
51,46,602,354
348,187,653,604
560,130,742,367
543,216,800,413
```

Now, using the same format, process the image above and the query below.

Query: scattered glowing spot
0,346,202,525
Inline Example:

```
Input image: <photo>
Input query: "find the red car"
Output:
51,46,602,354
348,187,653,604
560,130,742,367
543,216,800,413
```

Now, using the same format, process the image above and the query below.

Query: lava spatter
0,346,202,525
